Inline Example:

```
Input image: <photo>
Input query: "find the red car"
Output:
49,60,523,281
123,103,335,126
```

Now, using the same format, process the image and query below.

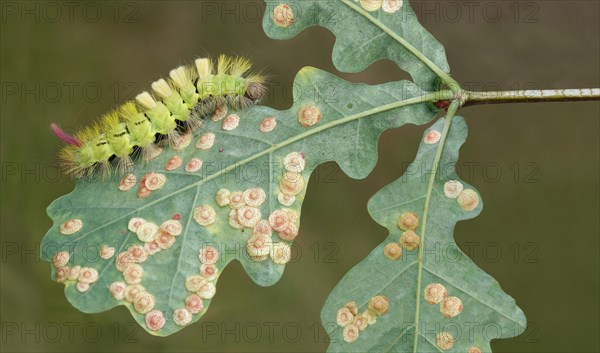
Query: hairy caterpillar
51,55,265,178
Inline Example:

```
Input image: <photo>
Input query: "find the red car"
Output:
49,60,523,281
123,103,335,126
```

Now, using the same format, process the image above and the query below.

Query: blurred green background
1,1,598,352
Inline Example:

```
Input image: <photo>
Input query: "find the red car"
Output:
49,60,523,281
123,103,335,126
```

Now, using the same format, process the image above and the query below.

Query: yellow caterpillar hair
51,55,266,178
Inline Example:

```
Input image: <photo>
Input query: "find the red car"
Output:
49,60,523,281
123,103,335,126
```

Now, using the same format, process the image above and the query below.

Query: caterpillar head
194,56,266,106
245,80,265,104
229,56,265,104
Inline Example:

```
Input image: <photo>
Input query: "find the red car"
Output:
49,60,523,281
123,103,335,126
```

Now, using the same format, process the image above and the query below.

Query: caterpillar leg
114,155,134,174
184,116,204,132
97,161,112,179
166,129,182,150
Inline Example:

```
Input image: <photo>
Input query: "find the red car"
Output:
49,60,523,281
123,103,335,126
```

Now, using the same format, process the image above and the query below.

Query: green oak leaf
41,67,446,336
321,117,526,352
263,0,451,90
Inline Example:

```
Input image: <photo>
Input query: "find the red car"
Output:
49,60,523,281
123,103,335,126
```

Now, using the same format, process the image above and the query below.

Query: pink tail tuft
50,123,83,147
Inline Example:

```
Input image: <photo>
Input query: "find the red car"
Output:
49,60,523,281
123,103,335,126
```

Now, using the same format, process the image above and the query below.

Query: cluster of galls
384,211,421,260
53,251,99,293
335,296,389,343
423,283,467,351
107,217,183,331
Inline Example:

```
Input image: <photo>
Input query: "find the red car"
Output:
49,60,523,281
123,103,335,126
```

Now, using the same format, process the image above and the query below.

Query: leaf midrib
338,0,456,90
411,103,459,353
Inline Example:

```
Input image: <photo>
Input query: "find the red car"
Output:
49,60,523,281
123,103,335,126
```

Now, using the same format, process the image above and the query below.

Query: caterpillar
51,55,265,178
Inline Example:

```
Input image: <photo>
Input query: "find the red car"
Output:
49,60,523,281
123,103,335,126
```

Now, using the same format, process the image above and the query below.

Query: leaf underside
321,117,526,353
41,68,440,336
263,0,450,90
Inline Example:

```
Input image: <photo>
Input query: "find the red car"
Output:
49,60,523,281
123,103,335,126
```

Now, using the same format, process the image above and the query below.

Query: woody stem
462,89,600,106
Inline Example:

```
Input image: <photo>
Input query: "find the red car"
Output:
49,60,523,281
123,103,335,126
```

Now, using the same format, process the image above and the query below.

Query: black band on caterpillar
51,55,265,178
